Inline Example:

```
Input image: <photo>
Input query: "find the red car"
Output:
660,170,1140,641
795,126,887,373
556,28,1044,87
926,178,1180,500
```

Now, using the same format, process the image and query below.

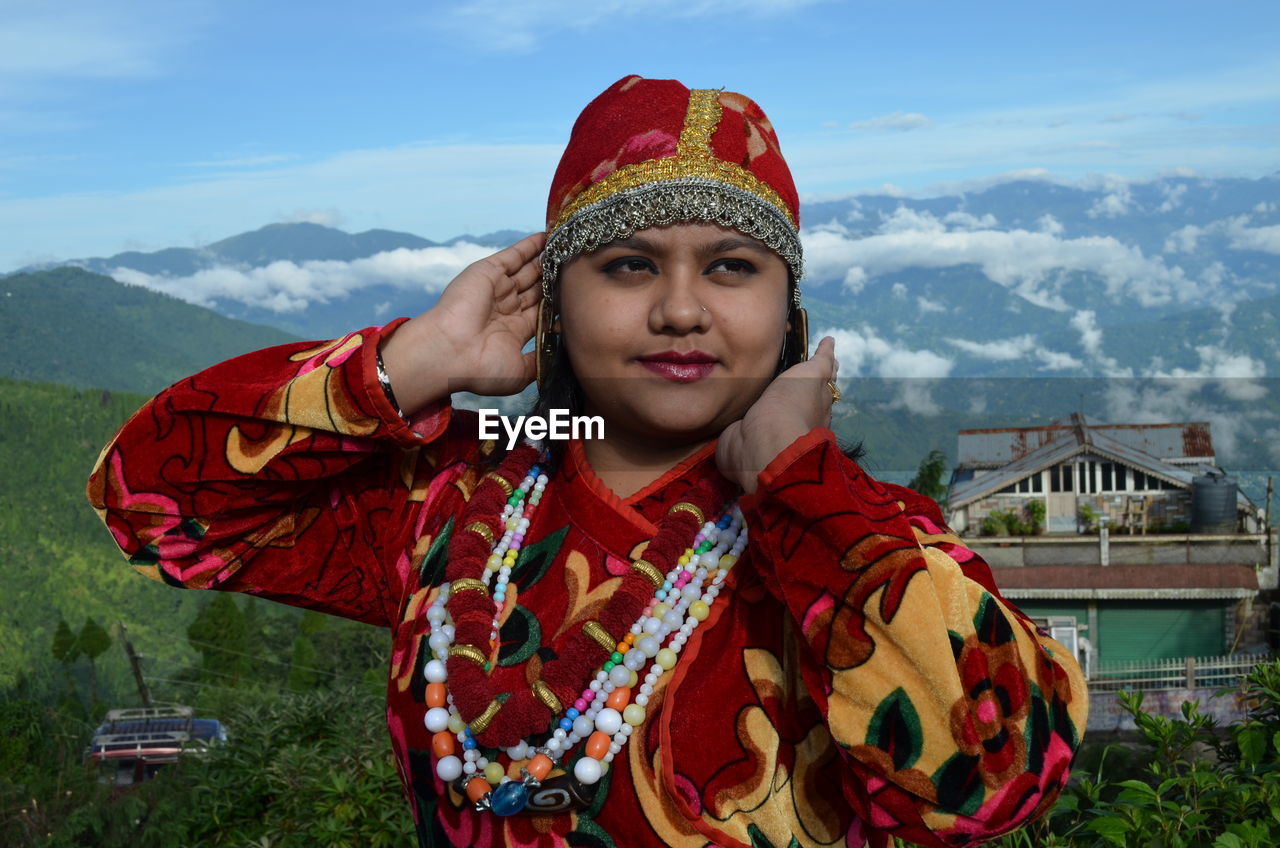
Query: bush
984,658,1280,847
980,504,1043,537
38,685,414,848
1079,504,1100,534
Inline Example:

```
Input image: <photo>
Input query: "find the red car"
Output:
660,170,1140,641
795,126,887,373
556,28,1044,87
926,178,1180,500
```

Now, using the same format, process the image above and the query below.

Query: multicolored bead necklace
422,442,746,816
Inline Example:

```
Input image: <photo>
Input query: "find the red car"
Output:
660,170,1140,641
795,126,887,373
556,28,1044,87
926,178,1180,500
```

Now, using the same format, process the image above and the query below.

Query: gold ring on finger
826,380,841,404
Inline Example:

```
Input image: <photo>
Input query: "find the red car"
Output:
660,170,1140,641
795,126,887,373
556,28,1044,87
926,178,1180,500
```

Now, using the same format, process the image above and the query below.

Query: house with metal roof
945,414,1276,711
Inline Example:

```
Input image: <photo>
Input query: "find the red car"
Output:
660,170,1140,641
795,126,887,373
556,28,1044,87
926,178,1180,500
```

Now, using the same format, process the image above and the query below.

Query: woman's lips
637,352,718,382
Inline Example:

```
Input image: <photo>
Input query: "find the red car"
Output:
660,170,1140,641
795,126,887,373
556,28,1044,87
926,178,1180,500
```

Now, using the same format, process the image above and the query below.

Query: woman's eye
603,257,655,274
707,258,756,275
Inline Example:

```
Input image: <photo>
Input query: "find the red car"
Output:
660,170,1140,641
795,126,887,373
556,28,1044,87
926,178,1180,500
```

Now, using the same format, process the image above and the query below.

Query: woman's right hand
379,232,546,414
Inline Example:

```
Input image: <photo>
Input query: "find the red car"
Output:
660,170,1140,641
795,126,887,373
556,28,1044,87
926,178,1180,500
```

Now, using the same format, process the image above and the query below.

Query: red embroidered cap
541,75,804,303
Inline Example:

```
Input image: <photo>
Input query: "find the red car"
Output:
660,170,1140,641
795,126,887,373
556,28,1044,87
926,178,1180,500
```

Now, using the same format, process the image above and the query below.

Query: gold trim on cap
630,559,664,589
547,88,796,234
531,680,563,714
468,699,503,735
668,502,705,526
678,88,721,157
448,644,488,666
450,578,489,597
582,621,617,653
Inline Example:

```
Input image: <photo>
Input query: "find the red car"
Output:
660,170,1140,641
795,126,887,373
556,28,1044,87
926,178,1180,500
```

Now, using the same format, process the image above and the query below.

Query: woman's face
558,222,791,447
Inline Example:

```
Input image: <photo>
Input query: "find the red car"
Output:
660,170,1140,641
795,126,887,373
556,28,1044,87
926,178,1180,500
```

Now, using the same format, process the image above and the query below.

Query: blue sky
2,0,1278,269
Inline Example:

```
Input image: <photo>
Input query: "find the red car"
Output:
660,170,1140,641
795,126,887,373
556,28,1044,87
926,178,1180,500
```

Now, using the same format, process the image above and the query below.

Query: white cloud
108,243,493,313
1149,344,1268,401
1162,214,1280,256
1070,309,1103,357
850,112,932,132
1037,214,1064,236
885,382,945,416
820,326,954,380
1070,310,1132,377
890,282,908,299
1164,224,1202,253
1037,349,1086,371
942,210,998,230
948,335,1038,361
801,219,1200,310
842,266,869,294
1224,218,1280,254
947,334,1085,372
1087,179,1134,218
1101,355,1272,461
878,206,945,234
1157,182,1187,212
916,296,946,314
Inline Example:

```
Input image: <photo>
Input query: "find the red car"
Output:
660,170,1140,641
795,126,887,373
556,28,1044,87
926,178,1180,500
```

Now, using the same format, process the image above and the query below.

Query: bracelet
375,347,410,422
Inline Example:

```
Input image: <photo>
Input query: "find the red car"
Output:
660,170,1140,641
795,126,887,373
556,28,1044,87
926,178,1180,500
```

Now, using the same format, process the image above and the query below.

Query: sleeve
738,428,1087,848
85,319,483,627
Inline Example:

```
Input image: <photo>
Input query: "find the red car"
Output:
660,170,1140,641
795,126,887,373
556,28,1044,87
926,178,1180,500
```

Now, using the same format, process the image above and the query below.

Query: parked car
84,705,227,787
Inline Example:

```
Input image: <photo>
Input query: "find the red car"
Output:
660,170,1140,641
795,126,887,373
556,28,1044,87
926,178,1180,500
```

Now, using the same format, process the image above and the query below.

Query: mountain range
18,173,1277,378
6,172,1279,466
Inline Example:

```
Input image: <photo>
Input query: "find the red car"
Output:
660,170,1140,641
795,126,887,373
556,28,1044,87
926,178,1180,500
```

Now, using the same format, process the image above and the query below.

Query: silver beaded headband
541,176,804,307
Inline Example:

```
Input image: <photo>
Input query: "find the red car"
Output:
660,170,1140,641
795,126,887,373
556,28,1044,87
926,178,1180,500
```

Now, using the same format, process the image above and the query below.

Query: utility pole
118,622,152,708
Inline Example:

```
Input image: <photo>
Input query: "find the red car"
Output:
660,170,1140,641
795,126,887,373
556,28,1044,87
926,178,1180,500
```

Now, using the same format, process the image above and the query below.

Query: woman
88,76,1087,847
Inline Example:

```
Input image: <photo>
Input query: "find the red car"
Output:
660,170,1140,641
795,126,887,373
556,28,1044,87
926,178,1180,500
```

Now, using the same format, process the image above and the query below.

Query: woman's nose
650,270,710,333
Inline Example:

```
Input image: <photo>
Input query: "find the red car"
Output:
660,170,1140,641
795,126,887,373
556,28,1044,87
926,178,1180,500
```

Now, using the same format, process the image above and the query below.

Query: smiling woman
86,75,1087,848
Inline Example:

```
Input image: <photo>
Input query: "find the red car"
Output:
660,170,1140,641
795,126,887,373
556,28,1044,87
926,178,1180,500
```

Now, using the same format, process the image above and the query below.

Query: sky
1,0,1278,270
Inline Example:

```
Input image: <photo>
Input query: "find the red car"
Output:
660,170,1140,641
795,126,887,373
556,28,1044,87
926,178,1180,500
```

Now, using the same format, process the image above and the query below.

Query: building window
1030,616,1081,663
1132,470,1177,491
998,474,1044,495
1101,462,1115,491
1050,464,1074,492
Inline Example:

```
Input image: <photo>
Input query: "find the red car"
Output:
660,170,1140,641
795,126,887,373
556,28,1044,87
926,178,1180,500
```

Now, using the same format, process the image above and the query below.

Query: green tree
287,636,318,692
907,448,949,506
76,617,112,711
51,618,79,664
187,593,250,683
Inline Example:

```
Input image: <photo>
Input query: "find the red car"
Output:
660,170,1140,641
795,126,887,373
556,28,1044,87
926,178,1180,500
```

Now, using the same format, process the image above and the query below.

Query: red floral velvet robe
87,321,1088,848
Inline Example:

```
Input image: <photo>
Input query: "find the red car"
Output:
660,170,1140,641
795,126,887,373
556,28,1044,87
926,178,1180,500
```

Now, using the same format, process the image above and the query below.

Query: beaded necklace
423,442,745,816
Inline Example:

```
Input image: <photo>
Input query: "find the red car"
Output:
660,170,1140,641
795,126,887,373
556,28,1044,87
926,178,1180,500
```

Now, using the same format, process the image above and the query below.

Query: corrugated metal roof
991,564,1258,592
949,414,1250,509
957,414,1215,467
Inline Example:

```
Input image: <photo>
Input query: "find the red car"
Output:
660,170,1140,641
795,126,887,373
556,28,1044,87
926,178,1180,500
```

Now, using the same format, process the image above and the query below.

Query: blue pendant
488,780,530,816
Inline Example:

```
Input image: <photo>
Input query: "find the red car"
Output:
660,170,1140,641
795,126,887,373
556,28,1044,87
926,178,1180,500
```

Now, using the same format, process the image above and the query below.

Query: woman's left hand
716,336,840,494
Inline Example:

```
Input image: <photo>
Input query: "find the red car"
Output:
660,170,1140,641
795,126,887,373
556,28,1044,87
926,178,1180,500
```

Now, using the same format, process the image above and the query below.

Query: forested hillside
1,267,298,393
0,377,401,845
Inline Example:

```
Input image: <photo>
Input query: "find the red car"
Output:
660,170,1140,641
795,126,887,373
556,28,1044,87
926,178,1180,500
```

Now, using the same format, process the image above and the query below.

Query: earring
782,307,809,368
535,298,560,391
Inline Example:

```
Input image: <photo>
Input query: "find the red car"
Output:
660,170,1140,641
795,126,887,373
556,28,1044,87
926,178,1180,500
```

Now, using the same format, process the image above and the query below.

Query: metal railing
1089,652,1270,692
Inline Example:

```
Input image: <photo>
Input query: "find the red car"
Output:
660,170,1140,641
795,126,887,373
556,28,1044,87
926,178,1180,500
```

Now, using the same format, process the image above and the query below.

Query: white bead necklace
422,470,746,816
